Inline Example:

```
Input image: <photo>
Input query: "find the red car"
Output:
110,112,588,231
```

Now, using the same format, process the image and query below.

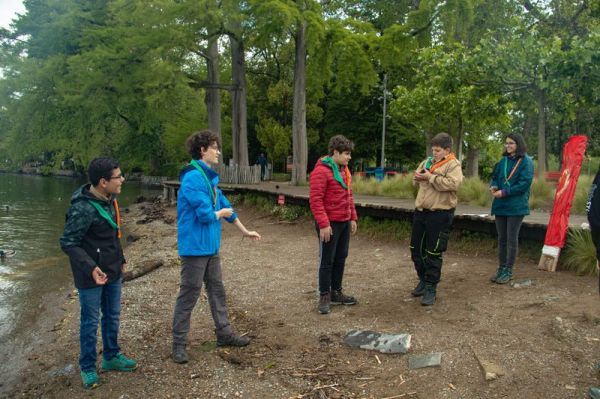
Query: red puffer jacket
309,159,358,229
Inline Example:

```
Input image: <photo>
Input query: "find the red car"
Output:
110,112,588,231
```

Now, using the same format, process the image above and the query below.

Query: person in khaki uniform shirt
410,133,463,306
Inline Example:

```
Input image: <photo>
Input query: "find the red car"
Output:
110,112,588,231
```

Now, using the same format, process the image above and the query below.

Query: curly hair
186,130,221,160
328,134,354,156
430,133,453,150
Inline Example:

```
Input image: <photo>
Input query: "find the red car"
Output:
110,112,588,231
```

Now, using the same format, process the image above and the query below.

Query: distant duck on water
0,249,16,259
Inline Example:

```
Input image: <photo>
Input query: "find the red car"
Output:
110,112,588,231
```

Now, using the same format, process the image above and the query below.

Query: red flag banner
543,135,588,249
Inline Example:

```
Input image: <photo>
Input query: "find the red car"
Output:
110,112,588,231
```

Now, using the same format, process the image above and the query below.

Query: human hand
217,208,234,219
492,190,504,198
92,267,108,285
244,230,261,241
351,220,357,234
319,226,333,243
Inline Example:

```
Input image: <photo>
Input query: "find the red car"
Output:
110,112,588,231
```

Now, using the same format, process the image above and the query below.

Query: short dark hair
503,133,528,157
430,133,453,150
186,130,221,160
89,157,120,186
328,134,354,156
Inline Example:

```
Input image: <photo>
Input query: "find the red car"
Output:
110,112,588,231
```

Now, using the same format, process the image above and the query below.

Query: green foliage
270,204,311,221
573,174,593,214
457,177,493,207
358,216,413,242
562,229,598,276
352,174,417,198
528,178,554,210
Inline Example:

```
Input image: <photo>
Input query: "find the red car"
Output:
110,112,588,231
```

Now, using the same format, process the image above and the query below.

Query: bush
562,228,597,275
358,216,413,241
572,174,593,214
352,174,417,198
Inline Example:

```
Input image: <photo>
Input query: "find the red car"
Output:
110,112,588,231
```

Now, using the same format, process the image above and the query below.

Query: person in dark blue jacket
587,166,600,399
489,133,534,284
172,130,261,364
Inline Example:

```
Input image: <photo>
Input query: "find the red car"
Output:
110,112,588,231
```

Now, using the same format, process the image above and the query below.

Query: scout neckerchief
424,152,457,173
321,156,352,190
89,199,122,238
190,159,217,208
502,155,522,187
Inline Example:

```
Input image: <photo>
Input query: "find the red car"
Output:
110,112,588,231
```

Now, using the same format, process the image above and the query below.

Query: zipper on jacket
96,248,101,266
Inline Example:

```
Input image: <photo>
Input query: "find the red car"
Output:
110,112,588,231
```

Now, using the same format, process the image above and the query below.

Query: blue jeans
78,278,122,371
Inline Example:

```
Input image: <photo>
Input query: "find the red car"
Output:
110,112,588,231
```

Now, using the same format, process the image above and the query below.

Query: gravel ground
9,200,600,399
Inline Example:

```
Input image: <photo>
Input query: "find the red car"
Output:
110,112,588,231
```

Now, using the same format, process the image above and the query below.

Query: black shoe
172,344,188,364
216,333,250,347
420,283,437,306
331,290,357,305
411,280,426,297
318,292,331,314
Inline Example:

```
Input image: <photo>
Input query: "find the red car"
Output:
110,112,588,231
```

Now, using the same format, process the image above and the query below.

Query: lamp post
380,73,387,169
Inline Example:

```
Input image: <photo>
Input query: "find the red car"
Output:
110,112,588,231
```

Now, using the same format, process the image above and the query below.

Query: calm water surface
0,173,159,391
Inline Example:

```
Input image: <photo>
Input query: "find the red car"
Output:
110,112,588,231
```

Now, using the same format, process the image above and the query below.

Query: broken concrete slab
343,330,411,354
474,352,506,381
408,352,442,369
510,279,533,288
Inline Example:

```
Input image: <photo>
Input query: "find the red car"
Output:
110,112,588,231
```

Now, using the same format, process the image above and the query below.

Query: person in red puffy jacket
309,135,358,315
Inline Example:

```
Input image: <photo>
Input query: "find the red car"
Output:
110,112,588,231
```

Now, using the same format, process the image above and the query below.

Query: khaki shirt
414,158,463,211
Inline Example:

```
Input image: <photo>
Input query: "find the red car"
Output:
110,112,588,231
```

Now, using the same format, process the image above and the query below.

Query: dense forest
0,0,598,182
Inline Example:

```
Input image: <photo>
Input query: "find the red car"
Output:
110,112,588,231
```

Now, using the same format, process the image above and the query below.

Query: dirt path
11,201,600,398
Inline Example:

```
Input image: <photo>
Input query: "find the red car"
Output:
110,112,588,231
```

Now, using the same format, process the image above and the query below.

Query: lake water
0,173,160,393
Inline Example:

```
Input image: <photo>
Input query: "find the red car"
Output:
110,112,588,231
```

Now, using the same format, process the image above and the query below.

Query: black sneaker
216,333,250,347
318,292,331,314
420,283,437,306
331,290,357,305
172,344,188,364
411,280,426,297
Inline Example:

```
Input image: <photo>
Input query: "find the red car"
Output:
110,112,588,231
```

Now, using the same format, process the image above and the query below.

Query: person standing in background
489,133,534,284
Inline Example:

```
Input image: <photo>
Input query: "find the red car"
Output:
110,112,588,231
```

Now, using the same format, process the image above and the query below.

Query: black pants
316,221,350,294
410,210,454,284
494,215,524,269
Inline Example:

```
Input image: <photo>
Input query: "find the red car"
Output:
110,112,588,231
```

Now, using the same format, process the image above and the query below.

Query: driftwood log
123,259,164,282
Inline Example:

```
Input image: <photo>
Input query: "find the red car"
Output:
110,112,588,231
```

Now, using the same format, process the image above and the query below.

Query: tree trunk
536,87,547,179
465,146,479,178
230,31,249,166
291,19,308,185
456,115,464,161
206,38,221,142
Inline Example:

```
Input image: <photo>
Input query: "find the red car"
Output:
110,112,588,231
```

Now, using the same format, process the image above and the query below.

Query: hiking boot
318,292,331,314
590,387,600,399
495,267,513,284
420,283,437,306
172,344,188,364
331,290,357,305
80,370,101,389
411,280,426,297
217,333,250,347
101,352,137,371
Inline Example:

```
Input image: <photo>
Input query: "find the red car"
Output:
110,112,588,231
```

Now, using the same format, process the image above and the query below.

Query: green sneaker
490,267,504,283
495,267,513,284
80,370,100,389
101,352,137,372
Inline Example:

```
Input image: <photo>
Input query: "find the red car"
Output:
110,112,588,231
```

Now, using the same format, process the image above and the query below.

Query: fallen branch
123,259,164,282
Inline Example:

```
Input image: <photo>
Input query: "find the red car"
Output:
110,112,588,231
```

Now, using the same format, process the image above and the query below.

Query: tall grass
352,174,417,198
358,216,413,241
562,228,597,275
457,177,493,207
573,174,593,214
528,178,554,210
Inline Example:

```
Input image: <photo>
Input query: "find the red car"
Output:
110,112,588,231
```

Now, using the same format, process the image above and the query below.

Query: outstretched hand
244,230,261,241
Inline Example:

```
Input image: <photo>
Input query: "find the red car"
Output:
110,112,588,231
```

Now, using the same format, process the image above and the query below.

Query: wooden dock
162,180,588,241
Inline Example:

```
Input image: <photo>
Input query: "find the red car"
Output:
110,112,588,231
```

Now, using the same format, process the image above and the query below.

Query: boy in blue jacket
172,130,261,364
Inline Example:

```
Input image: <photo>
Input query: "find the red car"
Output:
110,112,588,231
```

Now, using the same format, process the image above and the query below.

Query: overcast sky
0,0,25,29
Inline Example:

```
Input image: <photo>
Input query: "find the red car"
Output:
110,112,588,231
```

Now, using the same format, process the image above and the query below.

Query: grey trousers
495,215,524,269
172,256,232,345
